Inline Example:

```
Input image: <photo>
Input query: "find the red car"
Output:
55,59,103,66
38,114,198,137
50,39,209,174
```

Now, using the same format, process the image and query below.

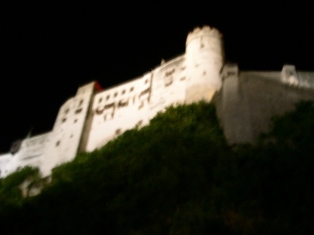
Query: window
114,92,118,97
115,129,121,135
106,95,110,100
164,77,172,86
62,118,66,123
75,108,82,114
64,108,70,114
104,103,115,109
139,88,150,97
165,69,175,76
79,100,83,106
56,141,60,147
118,99,129,108
74,119,77,123
138,100,144,109
99,98,102,103
122,90,125,95
96,107,104,114
130,87,134,92
136,120,143,127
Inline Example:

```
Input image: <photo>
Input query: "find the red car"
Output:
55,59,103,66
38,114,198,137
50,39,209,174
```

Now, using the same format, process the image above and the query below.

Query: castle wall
85,75,152,151
0,133,50,178
40,82,96,177
217,66,253,144
2,26,314,179
148,55,186,119
185,26,223,103
216,65,314,144
0,153,12,178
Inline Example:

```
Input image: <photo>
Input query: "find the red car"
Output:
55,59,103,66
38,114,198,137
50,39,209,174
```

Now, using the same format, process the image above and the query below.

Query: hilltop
1,101,314,234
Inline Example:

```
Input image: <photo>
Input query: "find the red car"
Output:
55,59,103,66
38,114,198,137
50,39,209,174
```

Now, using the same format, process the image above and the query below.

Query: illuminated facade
0,26,224,177
1,26,314,178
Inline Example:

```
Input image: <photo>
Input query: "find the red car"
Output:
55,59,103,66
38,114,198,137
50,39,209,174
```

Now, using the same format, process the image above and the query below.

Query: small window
62,118,66,123
114,92,117,97
106,95,110,100
118,99,129,108
122,90,125,95
115,129,121,135
74,119,77,123
56,141,60,147
99,98,102,103
70,135,73,138
138,100,144,109
130,87,134,92
164,77,172,87
64,108,69,114
145,79,148,84
203,71,206,75
75,108,82,114
136,120,143,127
79,100,83,106
165,69,175,76
96,107,104,115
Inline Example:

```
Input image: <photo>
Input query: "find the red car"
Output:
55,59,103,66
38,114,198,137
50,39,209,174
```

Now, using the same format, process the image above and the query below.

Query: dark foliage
0,101,314,234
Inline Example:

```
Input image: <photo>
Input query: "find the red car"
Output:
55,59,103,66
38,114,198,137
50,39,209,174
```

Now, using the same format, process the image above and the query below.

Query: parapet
186,25,222,45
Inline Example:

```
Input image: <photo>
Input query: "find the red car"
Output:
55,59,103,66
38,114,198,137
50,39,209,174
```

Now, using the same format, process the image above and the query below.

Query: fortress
1,26,314,178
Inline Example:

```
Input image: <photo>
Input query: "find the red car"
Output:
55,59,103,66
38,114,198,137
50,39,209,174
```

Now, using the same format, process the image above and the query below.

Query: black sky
1,1,314,152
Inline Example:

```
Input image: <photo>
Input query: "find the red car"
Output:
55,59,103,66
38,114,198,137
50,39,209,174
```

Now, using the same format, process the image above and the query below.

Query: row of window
63,99,84,114
97,78,150,104
61,118,78,124
98,87,135,103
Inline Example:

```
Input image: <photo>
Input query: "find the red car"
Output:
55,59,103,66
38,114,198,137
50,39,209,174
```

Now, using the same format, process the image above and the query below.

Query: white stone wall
0,153,12,178
40,82,96,177
3,26,314,179
0,26,225,178
185,26,223,103
149,55,186,118
85,75,152,151
0,133,50,178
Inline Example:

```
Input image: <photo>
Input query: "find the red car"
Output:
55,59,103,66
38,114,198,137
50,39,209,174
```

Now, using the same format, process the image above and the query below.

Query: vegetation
0,101,314,234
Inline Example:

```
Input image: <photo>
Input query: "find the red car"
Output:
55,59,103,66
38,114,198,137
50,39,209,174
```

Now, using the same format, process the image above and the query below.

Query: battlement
186,26,222,45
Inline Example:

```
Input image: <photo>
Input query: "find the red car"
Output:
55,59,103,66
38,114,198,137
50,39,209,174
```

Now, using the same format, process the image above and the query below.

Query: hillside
1,101,314,234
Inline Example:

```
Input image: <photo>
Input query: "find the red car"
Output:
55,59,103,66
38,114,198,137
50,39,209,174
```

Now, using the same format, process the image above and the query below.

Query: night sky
1,1,314,152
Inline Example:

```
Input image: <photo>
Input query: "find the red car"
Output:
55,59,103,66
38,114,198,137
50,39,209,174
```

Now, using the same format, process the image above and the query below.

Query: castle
1,26,314,178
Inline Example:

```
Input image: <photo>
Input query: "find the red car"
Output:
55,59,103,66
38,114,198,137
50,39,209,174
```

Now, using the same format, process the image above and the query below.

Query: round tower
185,26,224,103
